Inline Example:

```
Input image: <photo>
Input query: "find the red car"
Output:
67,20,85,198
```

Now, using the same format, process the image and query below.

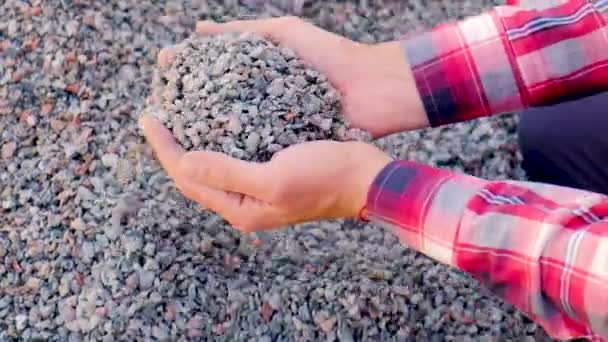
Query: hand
157,16,429,138
139,115,392,232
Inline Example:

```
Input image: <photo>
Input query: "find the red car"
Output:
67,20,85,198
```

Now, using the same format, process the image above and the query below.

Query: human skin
141,16,427,232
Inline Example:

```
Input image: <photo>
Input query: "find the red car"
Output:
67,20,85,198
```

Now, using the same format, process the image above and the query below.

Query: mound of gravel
0,0,549,341
148,32,370,161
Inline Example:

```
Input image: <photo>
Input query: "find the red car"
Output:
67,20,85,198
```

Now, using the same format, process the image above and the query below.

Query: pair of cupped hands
140,17,427,232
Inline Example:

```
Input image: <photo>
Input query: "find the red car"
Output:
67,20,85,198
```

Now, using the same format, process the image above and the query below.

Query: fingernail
138,116,146,130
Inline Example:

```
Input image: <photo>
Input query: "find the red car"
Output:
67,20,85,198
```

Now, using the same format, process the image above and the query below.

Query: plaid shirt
366,0,608,340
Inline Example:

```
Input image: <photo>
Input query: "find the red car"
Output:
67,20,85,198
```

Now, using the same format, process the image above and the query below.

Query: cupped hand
157,16,428,138
140,115,392,232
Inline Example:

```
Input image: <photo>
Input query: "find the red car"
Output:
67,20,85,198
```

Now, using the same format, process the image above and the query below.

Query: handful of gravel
146,32,372,162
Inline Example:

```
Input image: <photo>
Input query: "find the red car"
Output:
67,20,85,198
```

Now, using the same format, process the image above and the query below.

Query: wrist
366,41,429,133
343,142,392,220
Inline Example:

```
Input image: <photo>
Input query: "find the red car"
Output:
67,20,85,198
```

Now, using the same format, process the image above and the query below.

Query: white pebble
101,153,119,168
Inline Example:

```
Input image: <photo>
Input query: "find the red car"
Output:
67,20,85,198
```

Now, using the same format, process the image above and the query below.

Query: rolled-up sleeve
402,0,608,127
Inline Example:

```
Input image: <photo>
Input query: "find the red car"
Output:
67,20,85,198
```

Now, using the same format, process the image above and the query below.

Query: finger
231,200,286,233
237,209,281,233
196,17,307,43
146,93,158,106
139,114,184,179
236,205,319,232
157,46,181,68
185,181,277,232
178,150,272,199
181,180,239,214
196,18,356,75
196,19,278,38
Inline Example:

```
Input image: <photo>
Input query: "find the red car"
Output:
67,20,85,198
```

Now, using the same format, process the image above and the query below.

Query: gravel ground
0,0,550,341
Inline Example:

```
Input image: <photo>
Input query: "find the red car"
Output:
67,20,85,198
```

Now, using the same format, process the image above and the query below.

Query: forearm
365,160,608,340
400,0,608,127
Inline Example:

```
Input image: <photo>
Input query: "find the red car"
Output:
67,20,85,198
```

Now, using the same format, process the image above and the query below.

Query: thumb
178,151,271,199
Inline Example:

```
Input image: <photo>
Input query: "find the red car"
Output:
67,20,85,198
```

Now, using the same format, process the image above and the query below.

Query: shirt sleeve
365,160,608,341
402,0,608,127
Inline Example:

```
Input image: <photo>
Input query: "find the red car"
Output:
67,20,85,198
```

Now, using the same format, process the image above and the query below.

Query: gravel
148,32,371,161
0,0,551,341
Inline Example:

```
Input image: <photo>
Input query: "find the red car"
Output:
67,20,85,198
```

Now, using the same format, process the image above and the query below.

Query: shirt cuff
400,10,526,127
365,160,453,250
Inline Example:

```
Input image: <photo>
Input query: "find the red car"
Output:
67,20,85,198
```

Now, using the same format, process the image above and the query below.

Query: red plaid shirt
367,0,608,340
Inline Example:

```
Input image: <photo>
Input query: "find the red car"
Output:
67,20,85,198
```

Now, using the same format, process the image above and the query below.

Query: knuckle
175,181,201,204
172,174,189,192
268,185,287,203
243,216,261,231
237,224,256,234
236,214,265,233
178,153,208,181
234,220,257,233
281,16,300,25
211,204,229,220
196,164,211,182
176,152,192,170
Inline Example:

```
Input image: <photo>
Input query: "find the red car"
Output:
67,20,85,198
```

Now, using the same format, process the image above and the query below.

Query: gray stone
101,154,119,169
81,242,95,263
267,292,282,310
139,270,155,290
15,314,28,331
122,233,143,255
410,293,424,305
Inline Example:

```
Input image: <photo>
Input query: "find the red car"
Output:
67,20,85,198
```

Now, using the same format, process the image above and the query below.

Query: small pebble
15,314,27,331
101,154,119,168
1,142,17,159
70,218,87,231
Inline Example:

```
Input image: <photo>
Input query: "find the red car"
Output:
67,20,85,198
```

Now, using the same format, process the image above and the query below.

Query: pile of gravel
0,0,548,341
148,32,370,161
